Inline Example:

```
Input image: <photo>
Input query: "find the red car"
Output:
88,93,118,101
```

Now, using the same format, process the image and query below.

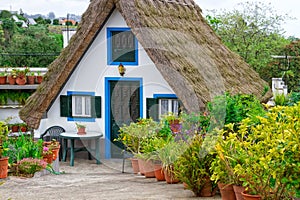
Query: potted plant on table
16,67,29,85
0,71,7,84
7,68,17,85
76,123,86,135
0,121,9,178
26,72,36,85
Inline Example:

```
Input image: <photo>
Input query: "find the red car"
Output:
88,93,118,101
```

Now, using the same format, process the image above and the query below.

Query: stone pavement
0,158,221,200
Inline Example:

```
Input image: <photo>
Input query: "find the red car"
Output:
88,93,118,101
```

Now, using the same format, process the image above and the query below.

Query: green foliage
3,135,43,164
0,90,32,105
208,92,266,128
175,134,216,197
205,2,291,88
17,158,47,176
274,93,289,106
286,92,300,106
220,104,300,199
0,121,9,158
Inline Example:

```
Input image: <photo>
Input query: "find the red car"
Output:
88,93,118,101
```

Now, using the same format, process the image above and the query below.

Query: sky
0,0,299,37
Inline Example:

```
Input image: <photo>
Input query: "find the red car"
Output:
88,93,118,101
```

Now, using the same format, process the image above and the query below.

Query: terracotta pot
0,76,7,84
199,177,214,197
218,183,236,200
7,76,16,85
241,191,261,200
137,158,145,176
0,157,9,179
183,182,188,189
154,163,165,181
11,125,19,132
52,146,60,161
16,77,26,85
130,158,139,174
36,76,43,84
143,160,155,178
20,126,27,132
77,127,86,135
43,154,53,164
233,185,245,200
163,168,179,184
27,76,35,85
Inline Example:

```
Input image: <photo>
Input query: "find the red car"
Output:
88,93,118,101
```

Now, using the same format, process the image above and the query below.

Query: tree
48,12,55,20
206,2,291,78
0,10,12,19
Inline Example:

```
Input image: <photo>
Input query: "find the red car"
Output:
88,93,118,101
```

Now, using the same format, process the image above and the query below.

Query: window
60,92,101,121
107,28,138,65
159,99,179,117
72,96,91,117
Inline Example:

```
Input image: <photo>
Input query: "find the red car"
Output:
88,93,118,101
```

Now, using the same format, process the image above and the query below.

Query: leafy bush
17,158,47,176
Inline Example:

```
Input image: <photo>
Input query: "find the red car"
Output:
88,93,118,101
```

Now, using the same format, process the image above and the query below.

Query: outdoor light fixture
118,63,126,76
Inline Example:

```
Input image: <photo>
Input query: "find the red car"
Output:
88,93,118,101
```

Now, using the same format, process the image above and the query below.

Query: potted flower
17,158,47,177
26,72,35,85
0,71,7,85
16,67,30,85
0,121,9,178
42,146,53,164
36,71,43,84
75,123,86,135
7,68,17,85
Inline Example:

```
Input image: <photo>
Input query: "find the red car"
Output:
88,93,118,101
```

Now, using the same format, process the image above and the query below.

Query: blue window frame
107,27,138,65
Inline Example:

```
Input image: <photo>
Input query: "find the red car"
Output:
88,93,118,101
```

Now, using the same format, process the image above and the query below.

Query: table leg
95,138,101,164
87,140,92,160
70,139,75,166
62,138,67,162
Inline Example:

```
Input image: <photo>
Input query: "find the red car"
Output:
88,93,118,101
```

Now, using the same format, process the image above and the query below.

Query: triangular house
20,0,271,158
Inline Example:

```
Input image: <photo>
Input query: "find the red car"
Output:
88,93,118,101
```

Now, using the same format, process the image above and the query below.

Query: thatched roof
19,0,271,129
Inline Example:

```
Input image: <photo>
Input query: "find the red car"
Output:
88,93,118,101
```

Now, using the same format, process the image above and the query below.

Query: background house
20,0,271,158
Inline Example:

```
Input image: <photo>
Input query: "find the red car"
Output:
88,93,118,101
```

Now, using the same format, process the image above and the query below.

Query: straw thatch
19,0,271,129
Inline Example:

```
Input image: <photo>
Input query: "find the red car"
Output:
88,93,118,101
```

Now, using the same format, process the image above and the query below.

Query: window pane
161,99,169,116
75,96,82,115
172,100,179,115
85,96,91,116
111,31,136,62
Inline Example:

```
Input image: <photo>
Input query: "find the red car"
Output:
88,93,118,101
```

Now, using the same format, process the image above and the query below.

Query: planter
143,160,155,178
218,183,236,200
153,163,165,181
36,76,43,84
137,158,146,176
27,76,35,85
7,76,16,85
51,146,60,161
241,191,261,200
163,168,179,184
20,126,27,132
43,154,53,164
199,177,215,197
11,125,19,132
233,185,245,200
16,77,26,85
0,76,7,84
77,127,86,135
130,158,139,174
0,157,9,179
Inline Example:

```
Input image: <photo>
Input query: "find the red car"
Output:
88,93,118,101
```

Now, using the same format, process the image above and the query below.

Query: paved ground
0,158,221,200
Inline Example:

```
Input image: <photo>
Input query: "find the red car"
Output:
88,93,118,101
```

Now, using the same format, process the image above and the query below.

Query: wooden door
110,80,140,158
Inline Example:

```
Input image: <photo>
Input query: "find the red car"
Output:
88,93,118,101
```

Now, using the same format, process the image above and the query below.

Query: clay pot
51,146,60,161
163,167,179,184
199,177,214,197
233,185,245,200
143,160,155,178
154,163,165,181
16,77,26,85
77,127,86,135
218,183,236,200
36,76,43,84
43,154,53,164
0,76,7,84
11,125,19,132
137,158,145,176
241,191,262,200
27,76,35,85
130,158,139,174
7,76,16,85
0,157,9,179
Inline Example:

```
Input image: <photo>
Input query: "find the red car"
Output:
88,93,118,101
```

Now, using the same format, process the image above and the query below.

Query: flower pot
27,76,35,85
36,75,43,84
20,126,27,132
77,127,86,135
199,177,215,197
7,76,16,85
233,185,245,200
0,76,7,85
163,168,179,184
43,154,53,164
143,160,155,178
130,158,139,174
241,191,261,200
218,183,236,200
11,125,19,132
0,157,9,179
137,158,146,176
154,163,165,181
16,77,26,85
52,146,60,161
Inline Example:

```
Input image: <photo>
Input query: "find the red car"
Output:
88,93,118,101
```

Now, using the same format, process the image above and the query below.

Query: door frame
104,77,143,158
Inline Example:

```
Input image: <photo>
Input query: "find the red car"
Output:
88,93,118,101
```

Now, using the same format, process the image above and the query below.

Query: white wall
39,10,175,137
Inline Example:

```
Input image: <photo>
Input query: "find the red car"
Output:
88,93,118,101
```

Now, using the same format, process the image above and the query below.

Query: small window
72,96,91,117
159,99,179,117
107,28,138,65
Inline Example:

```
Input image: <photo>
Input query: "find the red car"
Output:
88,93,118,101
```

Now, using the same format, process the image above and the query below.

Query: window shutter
178,100,185,115
91,96,101,118
60,95,72,117
146,98,159,121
